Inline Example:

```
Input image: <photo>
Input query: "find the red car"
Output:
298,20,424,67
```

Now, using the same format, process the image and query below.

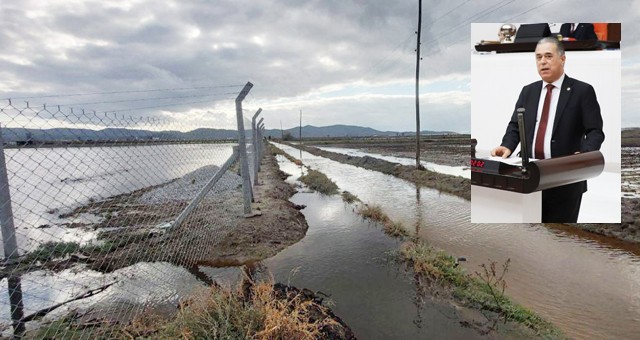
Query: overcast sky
1,0,638,133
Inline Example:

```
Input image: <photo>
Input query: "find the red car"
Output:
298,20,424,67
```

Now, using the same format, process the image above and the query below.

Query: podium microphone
517,108,529,174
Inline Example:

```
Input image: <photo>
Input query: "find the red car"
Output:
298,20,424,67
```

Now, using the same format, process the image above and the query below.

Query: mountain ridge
2,124,459,142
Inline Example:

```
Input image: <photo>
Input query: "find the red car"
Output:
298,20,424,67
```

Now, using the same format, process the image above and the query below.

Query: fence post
0,124,19,263
170,147,240,230
258,123,265,161
251,108,262,185
235,82,254,215
256,117,264,170
258,124,264,161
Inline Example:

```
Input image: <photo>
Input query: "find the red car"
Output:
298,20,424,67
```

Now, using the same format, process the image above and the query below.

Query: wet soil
23,281,356,340
571,146,639,243
308,134,471,167
6,144,309,277
572,198,640,243
280,141,471,200
90,145,309,272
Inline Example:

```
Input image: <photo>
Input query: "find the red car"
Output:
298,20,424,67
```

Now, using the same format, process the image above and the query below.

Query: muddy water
272,142,640,340
314,146,470,178
262,157,483,339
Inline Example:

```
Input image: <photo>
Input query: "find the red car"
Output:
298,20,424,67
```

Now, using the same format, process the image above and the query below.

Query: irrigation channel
314,146,470,179
263,156,482,339
271,142,640,340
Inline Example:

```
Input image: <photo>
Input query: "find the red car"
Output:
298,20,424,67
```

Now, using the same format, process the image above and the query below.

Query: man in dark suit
559,23,598,40
491,37,604,223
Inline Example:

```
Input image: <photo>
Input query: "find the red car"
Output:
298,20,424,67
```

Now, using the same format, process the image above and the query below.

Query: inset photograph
470,23,621,223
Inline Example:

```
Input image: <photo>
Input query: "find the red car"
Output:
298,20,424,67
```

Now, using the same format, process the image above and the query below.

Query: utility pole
299,109,302,144
280,120,284,139
415,0,422,169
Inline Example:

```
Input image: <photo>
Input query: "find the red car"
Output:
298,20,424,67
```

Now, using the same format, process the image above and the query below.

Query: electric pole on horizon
415,0,422,169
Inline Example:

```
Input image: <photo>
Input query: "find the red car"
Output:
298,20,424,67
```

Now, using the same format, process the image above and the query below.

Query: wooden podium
470,151,604,223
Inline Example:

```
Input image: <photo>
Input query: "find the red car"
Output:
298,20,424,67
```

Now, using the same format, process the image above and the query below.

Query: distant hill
264,124,457,139
622,127,640,147
1,124,458,143
1,127,239,143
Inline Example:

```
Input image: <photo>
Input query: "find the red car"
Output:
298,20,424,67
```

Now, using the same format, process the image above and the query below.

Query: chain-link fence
0,83,266,337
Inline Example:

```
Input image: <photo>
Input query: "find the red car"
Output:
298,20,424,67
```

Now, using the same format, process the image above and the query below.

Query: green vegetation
19,237,141,266
22,241,81,263
298,169,339,195
400,241,563,338
357,204,409,238
281,142,471,200
270,143,303,166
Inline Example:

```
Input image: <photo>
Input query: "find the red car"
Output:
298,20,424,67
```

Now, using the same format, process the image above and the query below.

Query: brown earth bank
570,198,640,243
278,141,471,201
90,144,310,273
305,134,471,167
24,279,356,339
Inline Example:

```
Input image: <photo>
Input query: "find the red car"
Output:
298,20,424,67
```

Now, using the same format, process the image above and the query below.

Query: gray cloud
0,0,637,131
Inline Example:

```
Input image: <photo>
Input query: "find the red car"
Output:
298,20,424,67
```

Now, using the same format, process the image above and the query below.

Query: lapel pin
567,87,571,91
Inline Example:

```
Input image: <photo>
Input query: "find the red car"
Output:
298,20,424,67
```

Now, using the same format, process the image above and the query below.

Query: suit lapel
526,81,542,152
553,75,574,136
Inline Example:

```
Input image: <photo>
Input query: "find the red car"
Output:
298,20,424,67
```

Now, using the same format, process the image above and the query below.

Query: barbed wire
5,84,245,100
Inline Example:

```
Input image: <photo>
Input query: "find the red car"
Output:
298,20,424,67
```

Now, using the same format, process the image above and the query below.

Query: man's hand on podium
491,146,512,158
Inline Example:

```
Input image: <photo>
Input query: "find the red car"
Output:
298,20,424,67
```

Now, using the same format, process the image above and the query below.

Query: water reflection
263,188,482,339
414,184,423,238
272,142,640,340
315,146,470,179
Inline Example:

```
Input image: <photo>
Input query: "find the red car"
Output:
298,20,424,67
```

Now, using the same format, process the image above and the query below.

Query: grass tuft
358,204,408,238
22,241,81,263
399,241,563,337
341,191,360,204
29,279,344,339
358,204,386,222
298,169,339,195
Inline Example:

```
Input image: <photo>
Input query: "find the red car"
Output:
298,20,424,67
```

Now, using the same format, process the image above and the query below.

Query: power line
503,0,556,21
54,91,240,107
428,0,473,26
102,98,235,114
422,0,557,57
6,84,245,100
422,0,517,47
356,33,416,82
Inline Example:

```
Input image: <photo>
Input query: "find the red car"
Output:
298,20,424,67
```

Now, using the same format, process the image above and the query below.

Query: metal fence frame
0,81,268,337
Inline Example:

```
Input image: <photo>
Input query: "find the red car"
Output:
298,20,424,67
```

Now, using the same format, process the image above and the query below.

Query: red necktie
534,84,554,159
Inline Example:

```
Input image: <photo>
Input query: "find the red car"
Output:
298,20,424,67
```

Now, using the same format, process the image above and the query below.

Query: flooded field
623,147,640,198
265,157,484,338
2,143,234,252
273,142,640,339
314,145,470,178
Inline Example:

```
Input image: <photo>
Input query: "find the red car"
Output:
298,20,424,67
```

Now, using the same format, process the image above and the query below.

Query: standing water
262,155,486,339
272,142,640,340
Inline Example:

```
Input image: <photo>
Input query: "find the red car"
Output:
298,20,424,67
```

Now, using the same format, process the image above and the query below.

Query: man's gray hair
537,37,565,56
